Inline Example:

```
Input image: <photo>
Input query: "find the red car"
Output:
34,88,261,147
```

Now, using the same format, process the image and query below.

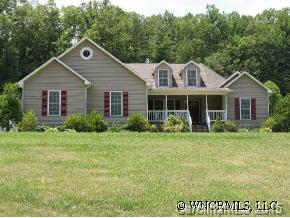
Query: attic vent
80,47,93,60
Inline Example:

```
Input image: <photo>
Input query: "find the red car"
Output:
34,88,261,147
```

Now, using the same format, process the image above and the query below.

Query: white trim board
47,90,61,117
222,71,273,94
240,97,252,121
109,91,123,117
179,60,200,75
58,37,149,86
17,57,92,87
157,69,170,87
153,60,173,71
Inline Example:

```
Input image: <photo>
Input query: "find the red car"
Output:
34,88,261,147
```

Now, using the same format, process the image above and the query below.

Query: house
17,37,272,131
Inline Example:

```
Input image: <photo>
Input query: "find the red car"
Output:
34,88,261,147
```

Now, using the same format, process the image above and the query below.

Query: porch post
186,94,189,110
206,93,210,130
146,89,148,119
225,95,228,120
205,94,208,112
165,94,168,119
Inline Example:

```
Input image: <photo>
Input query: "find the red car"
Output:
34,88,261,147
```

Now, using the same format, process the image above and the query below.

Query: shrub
108,124,127,132
17,111,37,132
211,116,224,132
261,117,276,130
0,83,22,131
259,127,272,133
127,112,149,132
238,128,249,133
64,115,87,132
35,125,49,132
224,120,239,132
45,128,59,132
162,115,189,132
86,112,108,132
148,124,159,132
56,126,66,132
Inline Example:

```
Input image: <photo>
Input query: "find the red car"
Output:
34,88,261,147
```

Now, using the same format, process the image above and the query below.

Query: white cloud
38,0,290,16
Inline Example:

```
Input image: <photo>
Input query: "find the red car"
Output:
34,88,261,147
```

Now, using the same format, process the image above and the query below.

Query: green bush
261,117,276,130
0,83,22,131
35,125,49,132
211,116,224,132
127,112,149,132
259,127,272,133
162,115,189,132
17,111,37,132
86,112,108,132
108,124,127,132
45,127,59,132
56,126,66,132
238,128,249,133
64,115,87,132
224,120,239,132
148,124,159,132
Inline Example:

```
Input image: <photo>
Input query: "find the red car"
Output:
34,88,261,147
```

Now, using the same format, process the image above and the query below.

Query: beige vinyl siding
180,62,201,87
23,61,86,125
227,74,269,128
60,41,147,123
153,62,173,88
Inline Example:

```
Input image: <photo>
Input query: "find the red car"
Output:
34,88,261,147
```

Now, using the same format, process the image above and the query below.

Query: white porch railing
148,110,188,122
148,110,192,131
207,110,226,121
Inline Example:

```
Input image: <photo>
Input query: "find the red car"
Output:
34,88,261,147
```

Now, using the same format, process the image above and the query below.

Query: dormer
180,61,201,87
153,60,173,88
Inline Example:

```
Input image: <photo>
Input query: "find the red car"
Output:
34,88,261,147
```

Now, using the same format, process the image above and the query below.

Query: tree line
1,0,289,94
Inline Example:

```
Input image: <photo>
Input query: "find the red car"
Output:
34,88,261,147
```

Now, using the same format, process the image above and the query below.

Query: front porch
147,94,228,131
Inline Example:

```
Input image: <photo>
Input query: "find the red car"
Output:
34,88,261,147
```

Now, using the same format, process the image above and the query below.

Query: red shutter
104,92,110,117
123,92,128,117
42,90,48,116
61,90,67,116
251,98,256,120
235,98,240,120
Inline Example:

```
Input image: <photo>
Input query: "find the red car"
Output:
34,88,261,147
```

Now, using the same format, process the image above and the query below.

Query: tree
0,1,289,95
0,83,22,130
272,94,290,132
264,81,282,115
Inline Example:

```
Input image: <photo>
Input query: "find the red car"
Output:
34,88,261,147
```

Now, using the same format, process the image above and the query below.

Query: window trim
80,47,93,60
186,69,197,87
110,91,123,117
158,69,169,87
47,90,61,117
240,97,251,120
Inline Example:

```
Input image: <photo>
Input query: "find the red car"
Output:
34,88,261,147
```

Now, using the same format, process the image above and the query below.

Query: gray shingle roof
126,62,226,89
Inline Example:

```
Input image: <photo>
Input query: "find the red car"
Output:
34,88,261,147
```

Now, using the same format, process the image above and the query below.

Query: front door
188,100,200,123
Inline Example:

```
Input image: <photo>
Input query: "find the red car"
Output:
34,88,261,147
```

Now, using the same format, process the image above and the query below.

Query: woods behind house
0,0,289,94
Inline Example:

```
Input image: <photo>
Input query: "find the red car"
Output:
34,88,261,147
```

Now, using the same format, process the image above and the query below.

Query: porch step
191,123,209,132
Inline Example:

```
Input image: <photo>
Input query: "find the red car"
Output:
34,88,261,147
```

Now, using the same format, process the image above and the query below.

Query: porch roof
148,87,231,95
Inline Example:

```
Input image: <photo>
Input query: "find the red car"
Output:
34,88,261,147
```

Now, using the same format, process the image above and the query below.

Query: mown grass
0,132,289,216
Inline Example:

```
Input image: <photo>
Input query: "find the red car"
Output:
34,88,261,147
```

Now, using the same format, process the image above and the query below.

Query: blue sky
38,0,289,16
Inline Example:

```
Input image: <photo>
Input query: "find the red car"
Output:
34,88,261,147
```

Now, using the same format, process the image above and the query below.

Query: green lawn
0,132,289,216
